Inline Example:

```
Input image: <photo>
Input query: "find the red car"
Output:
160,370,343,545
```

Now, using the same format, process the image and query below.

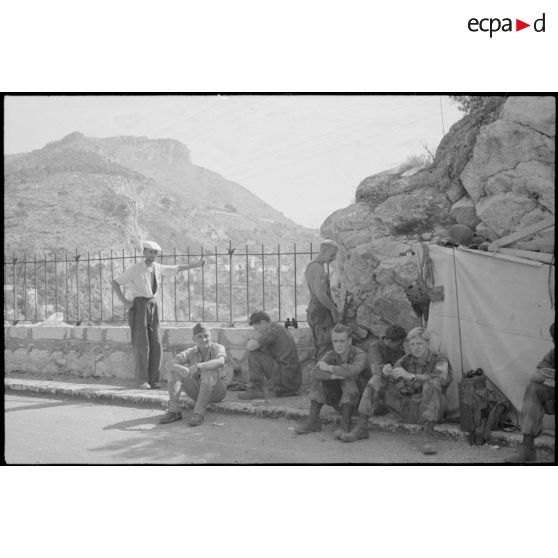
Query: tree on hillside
449,96,493,113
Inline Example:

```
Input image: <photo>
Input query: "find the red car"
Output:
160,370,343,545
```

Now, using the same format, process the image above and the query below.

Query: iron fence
3,242,320,325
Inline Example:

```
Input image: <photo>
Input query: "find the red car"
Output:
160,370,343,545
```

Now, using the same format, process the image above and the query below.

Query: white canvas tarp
426,244,554,429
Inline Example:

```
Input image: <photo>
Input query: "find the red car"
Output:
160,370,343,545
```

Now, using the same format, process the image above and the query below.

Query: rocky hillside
4,132,320,256
321,96,555,341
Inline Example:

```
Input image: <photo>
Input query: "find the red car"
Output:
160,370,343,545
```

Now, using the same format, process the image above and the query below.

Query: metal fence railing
4,242,320,325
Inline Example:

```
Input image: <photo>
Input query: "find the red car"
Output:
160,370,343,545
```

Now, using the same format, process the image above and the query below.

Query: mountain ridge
5,132,320,256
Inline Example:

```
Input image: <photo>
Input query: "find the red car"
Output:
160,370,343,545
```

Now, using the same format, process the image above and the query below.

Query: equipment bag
458,372,492,445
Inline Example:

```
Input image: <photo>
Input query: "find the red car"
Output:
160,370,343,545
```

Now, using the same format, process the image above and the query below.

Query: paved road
4,394,554,464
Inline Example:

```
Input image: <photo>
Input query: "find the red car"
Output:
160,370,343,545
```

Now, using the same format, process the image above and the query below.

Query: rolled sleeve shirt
320,346,369,380
174,342,227,386
115,261,178,299
395,350,452,390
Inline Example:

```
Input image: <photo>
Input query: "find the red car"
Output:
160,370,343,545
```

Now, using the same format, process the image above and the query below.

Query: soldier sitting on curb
340,325,407,442
238,311,302,400
159,323,227,427
294,324,370,438
507,323,555,463
341,327,452,450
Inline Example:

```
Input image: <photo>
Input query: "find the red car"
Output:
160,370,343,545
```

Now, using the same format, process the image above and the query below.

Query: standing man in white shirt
111,240,205,389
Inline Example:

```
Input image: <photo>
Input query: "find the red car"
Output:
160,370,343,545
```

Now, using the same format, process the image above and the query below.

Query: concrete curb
5,378,555,451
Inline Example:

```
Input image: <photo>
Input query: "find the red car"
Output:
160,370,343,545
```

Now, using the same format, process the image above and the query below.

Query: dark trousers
359,375,447,424
128,297,161,384
247,350,302,393
520,381,555,436
306,298,334,361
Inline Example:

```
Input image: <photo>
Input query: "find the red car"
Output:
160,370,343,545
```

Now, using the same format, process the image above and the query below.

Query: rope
452,247,465,378
549,253,555,309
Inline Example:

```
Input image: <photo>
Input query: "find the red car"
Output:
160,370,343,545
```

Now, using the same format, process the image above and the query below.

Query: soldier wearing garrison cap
111,240,205,389
159,323,228,426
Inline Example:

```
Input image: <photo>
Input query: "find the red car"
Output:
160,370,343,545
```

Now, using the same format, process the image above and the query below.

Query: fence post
122,249,126,323
3,255,7,322
99,251,103,322
277,244,281,322
160,249,164,322
34,254,37,321
110,249,115,321
65,251,69,322
215,246,219,322
12,254,17,323
174,247,177,322
293,243,297,322
87,252,92,322
229,240,233,324
23,253,27,322
46,253,49,321
54,252,58,315
187,247,191,321
201,246,205,321
245,244,249,322
261,244,265,312
75,249,81,324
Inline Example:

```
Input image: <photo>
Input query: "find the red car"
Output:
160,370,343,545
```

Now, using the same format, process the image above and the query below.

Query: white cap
142,240,162,252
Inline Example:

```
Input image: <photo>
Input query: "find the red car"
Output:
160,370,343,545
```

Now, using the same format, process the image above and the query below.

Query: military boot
333,404,355,439
294,400,322,434
506,444,537,463
340,414,369,442
506,435,537,463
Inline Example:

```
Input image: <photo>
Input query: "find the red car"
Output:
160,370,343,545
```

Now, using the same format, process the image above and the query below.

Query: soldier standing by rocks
305,239,339,360
111,240,204,389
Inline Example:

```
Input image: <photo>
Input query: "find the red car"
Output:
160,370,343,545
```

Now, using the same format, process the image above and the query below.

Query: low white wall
4,324,315,381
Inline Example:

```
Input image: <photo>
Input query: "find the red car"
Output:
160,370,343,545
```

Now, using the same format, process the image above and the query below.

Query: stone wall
4,325,315,383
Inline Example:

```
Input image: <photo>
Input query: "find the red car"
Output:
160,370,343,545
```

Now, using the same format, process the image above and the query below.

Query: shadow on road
91,411,222,463
5,400,77,413
103,415,163,432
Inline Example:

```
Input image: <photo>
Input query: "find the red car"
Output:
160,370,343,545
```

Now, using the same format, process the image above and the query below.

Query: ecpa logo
468,12,546,37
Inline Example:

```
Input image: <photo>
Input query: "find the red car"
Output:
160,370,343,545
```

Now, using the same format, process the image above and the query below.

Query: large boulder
321,96,555,346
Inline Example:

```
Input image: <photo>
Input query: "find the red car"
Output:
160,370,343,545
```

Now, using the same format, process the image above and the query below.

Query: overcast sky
4,95,463,229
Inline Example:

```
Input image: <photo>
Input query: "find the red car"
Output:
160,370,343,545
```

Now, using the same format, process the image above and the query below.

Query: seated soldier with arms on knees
238,311,302,399
507,323,555,464
295,324,371,438
341,324,407,442
159,323,227,427
343,327,452,442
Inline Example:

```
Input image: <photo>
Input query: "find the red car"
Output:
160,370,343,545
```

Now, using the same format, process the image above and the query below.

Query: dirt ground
5,393,555,464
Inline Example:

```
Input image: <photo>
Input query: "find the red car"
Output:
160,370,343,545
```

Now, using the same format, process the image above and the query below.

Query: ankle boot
340,414,369,442
295,400,323,434
333,404,355,439
506,435,537,463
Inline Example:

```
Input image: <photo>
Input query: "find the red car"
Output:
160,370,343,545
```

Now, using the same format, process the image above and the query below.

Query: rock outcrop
321,96,555,344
